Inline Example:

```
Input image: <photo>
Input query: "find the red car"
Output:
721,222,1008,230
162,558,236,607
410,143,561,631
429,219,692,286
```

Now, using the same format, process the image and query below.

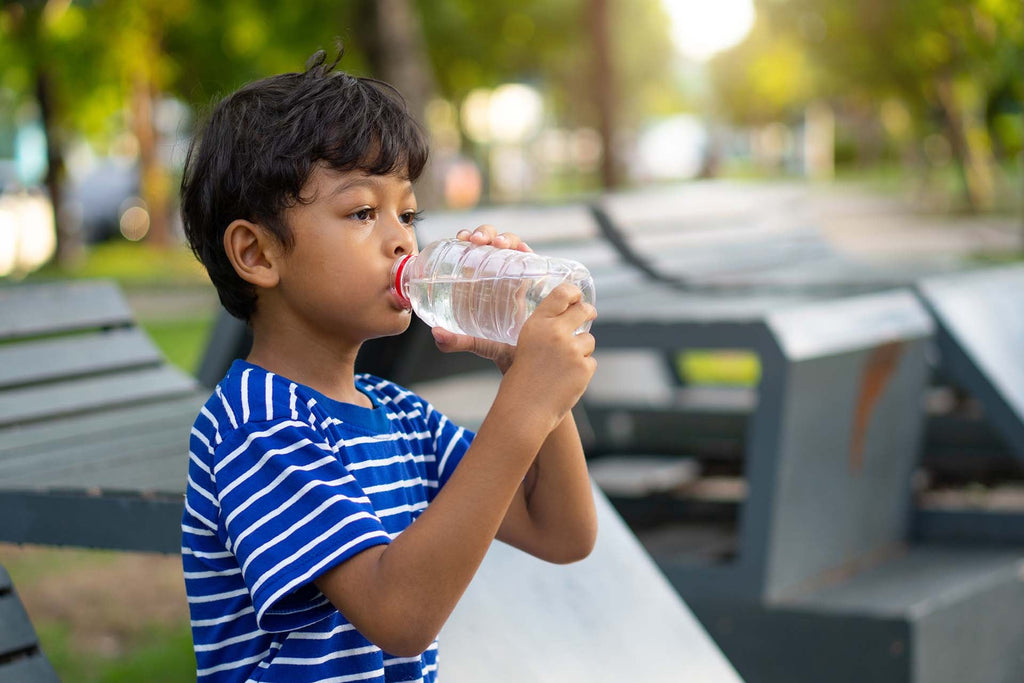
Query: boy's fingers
533,285,597,334
534,283,582,319
432,327,515,363
469,225,497,244
431,327,469,352
455,226,531,252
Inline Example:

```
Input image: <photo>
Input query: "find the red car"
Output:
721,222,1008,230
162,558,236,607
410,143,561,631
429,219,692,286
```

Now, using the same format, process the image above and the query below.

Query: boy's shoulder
190,361,433,444
190,361,318,450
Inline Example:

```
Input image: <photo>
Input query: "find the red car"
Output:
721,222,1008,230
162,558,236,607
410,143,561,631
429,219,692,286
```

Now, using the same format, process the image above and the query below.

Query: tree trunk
35,67,79,266
131,76,172,246
358,0,442,209
587,0,620,189
11,2,79,267
935,75,995,213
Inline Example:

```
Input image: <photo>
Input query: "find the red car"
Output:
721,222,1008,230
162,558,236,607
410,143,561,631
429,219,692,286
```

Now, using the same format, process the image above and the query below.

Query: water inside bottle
406,271,591,345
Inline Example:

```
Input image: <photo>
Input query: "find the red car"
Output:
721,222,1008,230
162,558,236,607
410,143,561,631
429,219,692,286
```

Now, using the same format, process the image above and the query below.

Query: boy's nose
388,221,416,256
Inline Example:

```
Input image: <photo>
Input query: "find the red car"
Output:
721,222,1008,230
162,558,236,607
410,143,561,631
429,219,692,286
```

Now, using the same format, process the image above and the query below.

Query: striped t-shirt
182,360,473,682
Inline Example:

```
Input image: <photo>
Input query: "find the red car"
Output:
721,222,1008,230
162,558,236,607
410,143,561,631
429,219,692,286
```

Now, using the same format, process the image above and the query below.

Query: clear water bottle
390,238,596,345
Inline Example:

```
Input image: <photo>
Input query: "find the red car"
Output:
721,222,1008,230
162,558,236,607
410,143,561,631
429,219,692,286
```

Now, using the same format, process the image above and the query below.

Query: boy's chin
372,311,413,339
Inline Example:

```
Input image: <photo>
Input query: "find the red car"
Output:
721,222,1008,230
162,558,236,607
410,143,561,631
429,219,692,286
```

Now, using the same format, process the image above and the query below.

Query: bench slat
0,652,61,683
0,328,163,389
0,281,135,341
0,592,37,658
0,395,205,455
0,425,188,493
0,365,198,428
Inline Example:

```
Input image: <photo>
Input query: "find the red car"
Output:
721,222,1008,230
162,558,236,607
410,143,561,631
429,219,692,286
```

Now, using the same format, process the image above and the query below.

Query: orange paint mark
850,341,905,474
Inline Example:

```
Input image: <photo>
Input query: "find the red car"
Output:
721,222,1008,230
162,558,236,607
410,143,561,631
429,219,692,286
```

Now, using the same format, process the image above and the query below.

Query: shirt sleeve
421,399,475,499
213,417,391,633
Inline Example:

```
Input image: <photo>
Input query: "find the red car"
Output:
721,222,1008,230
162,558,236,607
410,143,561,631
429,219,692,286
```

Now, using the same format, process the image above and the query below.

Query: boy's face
268,165,419,346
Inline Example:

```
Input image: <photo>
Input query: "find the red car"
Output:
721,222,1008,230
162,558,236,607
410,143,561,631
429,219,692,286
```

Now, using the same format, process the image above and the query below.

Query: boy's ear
223,219,281,288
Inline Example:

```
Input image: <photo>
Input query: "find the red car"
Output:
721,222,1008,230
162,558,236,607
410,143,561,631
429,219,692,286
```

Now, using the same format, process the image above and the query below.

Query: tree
1,0,77,263
719,0,1024,211
414,0,679,192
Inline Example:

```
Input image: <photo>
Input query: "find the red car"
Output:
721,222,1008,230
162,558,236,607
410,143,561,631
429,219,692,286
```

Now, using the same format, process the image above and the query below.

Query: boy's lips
388,286,412,311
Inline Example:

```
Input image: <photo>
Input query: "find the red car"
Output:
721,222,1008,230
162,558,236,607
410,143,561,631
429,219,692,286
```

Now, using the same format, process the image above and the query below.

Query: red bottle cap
391,254,413,309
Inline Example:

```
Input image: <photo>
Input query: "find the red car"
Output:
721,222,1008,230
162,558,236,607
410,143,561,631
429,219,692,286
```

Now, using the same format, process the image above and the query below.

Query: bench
0,280,207,553
440,484,742,681
592,181,961,295
911,264,1024,545
0,564,58,683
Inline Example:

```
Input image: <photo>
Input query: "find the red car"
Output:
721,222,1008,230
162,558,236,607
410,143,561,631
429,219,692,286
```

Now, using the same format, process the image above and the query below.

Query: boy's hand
501,283,597,427
431,327,517,373
455,225,533,253
434,225,597,425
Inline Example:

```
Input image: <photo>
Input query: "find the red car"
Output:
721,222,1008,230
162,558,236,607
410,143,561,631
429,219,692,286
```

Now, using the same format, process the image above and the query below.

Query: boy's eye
401,210,424,225
352,208,374,221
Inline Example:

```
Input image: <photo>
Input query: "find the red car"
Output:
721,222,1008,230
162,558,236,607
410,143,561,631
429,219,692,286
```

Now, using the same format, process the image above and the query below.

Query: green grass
0,544,196,683
141,316,214,374
39,622,195,683
31,241,208,288
678,349,761,386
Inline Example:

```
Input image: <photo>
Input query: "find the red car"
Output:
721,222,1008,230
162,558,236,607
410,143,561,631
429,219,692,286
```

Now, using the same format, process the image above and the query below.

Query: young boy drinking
179,49,598,682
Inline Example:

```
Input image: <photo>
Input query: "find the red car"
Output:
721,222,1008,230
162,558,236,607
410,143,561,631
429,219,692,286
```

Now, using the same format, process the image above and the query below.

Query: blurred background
0,0,1021,679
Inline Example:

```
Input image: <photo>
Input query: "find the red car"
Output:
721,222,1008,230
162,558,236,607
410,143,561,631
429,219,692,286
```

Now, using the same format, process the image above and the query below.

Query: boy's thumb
431,327,460,351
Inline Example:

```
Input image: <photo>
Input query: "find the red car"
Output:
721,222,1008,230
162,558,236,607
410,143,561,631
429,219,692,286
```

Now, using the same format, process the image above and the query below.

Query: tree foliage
708,0,1023,209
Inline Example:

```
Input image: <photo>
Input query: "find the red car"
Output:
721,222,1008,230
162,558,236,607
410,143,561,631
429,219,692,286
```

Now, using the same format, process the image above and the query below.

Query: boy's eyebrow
326,174,414,199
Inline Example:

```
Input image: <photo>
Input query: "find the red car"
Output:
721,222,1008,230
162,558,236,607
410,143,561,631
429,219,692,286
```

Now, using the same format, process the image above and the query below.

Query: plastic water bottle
390,238,596,345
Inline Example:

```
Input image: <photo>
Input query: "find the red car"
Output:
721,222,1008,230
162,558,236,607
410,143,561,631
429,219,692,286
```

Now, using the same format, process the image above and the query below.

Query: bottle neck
390,254,415,309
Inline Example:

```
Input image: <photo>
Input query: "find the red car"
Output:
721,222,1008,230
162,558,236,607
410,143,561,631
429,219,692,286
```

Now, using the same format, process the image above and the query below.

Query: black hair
180,48,429,320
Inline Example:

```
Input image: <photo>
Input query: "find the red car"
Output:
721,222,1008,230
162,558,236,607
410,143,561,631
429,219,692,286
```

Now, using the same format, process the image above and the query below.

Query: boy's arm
313,285,596,657
492,410,598,564
428,224,598,563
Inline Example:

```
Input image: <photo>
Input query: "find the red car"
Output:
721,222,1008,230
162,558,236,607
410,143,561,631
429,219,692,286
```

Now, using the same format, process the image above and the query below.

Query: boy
179,49,598,682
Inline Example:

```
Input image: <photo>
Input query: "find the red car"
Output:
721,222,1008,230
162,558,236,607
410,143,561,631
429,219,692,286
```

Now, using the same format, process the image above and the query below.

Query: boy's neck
245,317,372,409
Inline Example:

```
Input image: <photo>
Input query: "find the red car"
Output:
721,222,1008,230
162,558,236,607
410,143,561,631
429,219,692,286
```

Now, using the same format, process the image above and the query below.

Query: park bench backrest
916,264,1024,463
0,565,60,682
0,281,199,427
0,280,205,553
594,182,835,284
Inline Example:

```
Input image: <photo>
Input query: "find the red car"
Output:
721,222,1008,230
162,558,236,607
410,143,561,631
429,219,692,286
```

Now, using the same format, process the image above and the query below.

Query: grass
0,544,196,682
30,240,208,288
678,350,760,386
142,316,214,374
38,622,196,683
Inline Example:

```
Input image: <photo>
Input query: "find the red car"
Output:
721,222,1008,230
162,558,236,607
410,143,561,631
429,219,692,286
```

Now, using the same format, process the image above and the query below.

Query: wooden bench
0,280,207,553
0,564,58,683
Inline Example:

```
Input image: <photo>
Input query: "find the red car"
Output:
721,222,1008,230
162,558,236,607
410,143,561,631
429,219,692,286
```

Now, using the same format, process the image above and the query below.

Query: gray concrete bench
593,181,958,295
0,280,207,553
0,565,58,683
441,486,743,681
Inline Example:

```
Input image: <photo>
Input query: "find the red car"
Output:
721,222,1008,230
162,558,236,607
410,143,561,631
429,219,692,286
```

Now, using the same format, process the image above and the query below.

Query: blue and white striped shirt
182,360,473,682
